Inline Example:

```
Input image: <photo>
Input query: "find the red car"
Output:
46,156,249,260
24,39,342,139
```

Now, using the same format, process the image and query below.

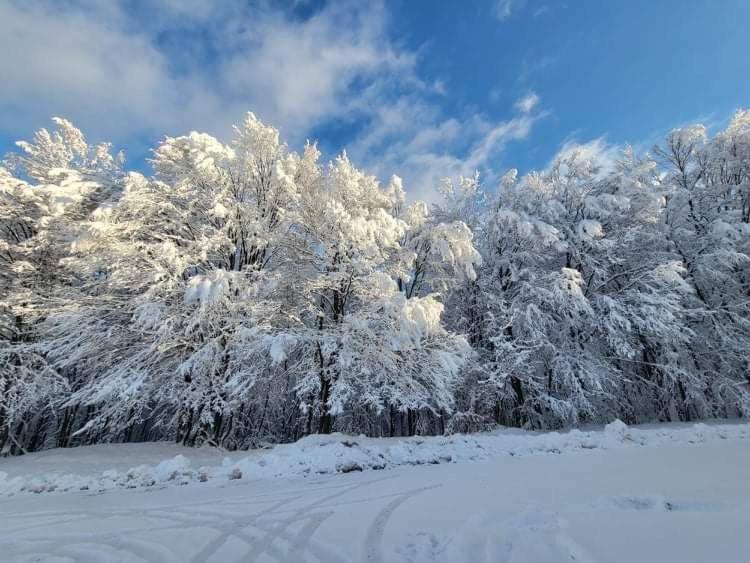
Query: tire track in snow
239,476,394,562
364,484,441,563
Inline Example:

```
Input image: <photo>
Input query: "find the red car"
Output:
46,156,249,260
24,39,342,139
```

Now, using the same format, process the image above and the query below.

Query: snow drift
2,420,748,497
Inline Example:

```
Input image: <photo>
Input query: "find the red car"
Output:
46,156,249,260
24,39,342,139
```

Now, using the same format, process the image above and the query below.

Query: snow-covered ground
1,421,749,562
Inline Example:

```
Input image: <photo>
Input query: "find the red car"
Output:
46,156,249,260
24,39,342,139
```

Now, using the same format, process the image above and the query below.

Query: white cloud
465,114,537,170
0,1,177,141
547,138,621,177
0,1,413,147
220,3,422,139
349,96,544,204
0,0,545,204
515,92,540,114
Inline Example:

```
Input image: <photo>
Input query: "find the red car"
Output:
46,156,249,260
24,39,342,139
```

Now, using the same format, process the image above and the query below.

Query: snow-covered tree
655,111,750,419
2,108,749,455
0,119,122,453
3,114,476,450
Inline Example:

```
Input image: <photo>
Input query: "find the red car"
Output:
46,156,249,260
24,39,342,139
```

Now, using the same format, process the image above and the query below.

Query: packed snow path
1,423,749,562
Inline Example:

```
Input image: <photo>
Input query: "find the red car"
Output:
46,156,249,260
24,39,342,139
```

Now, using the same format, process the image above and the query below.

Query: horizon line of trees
1,110,749,455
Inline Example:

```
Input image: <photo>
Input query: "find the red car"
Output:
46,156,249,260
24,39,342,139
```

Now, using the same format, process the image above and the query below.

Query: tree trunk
318,374,334,434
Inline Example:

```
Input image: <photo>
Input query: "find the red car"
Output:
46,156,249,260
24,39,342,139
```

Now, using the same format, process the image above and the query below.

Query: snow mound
1,421,748,497
604,418,631,442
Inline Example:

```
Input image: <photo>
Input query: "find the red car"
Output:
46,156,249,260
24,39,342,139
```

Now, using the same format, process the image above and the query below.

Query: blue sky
1,0,748,201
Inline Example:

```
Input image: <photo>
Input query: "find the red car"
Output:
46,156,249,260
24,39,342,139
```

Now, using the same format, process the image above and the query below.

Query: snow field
1,424,749,562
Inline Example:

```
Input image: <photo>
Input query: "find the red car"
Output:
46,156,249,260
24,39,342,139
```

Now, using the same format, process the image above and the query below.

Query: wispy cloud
547,137,622,177
515,92,541,113
349,92,545,203
494,0,525,21
518,55,557,84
